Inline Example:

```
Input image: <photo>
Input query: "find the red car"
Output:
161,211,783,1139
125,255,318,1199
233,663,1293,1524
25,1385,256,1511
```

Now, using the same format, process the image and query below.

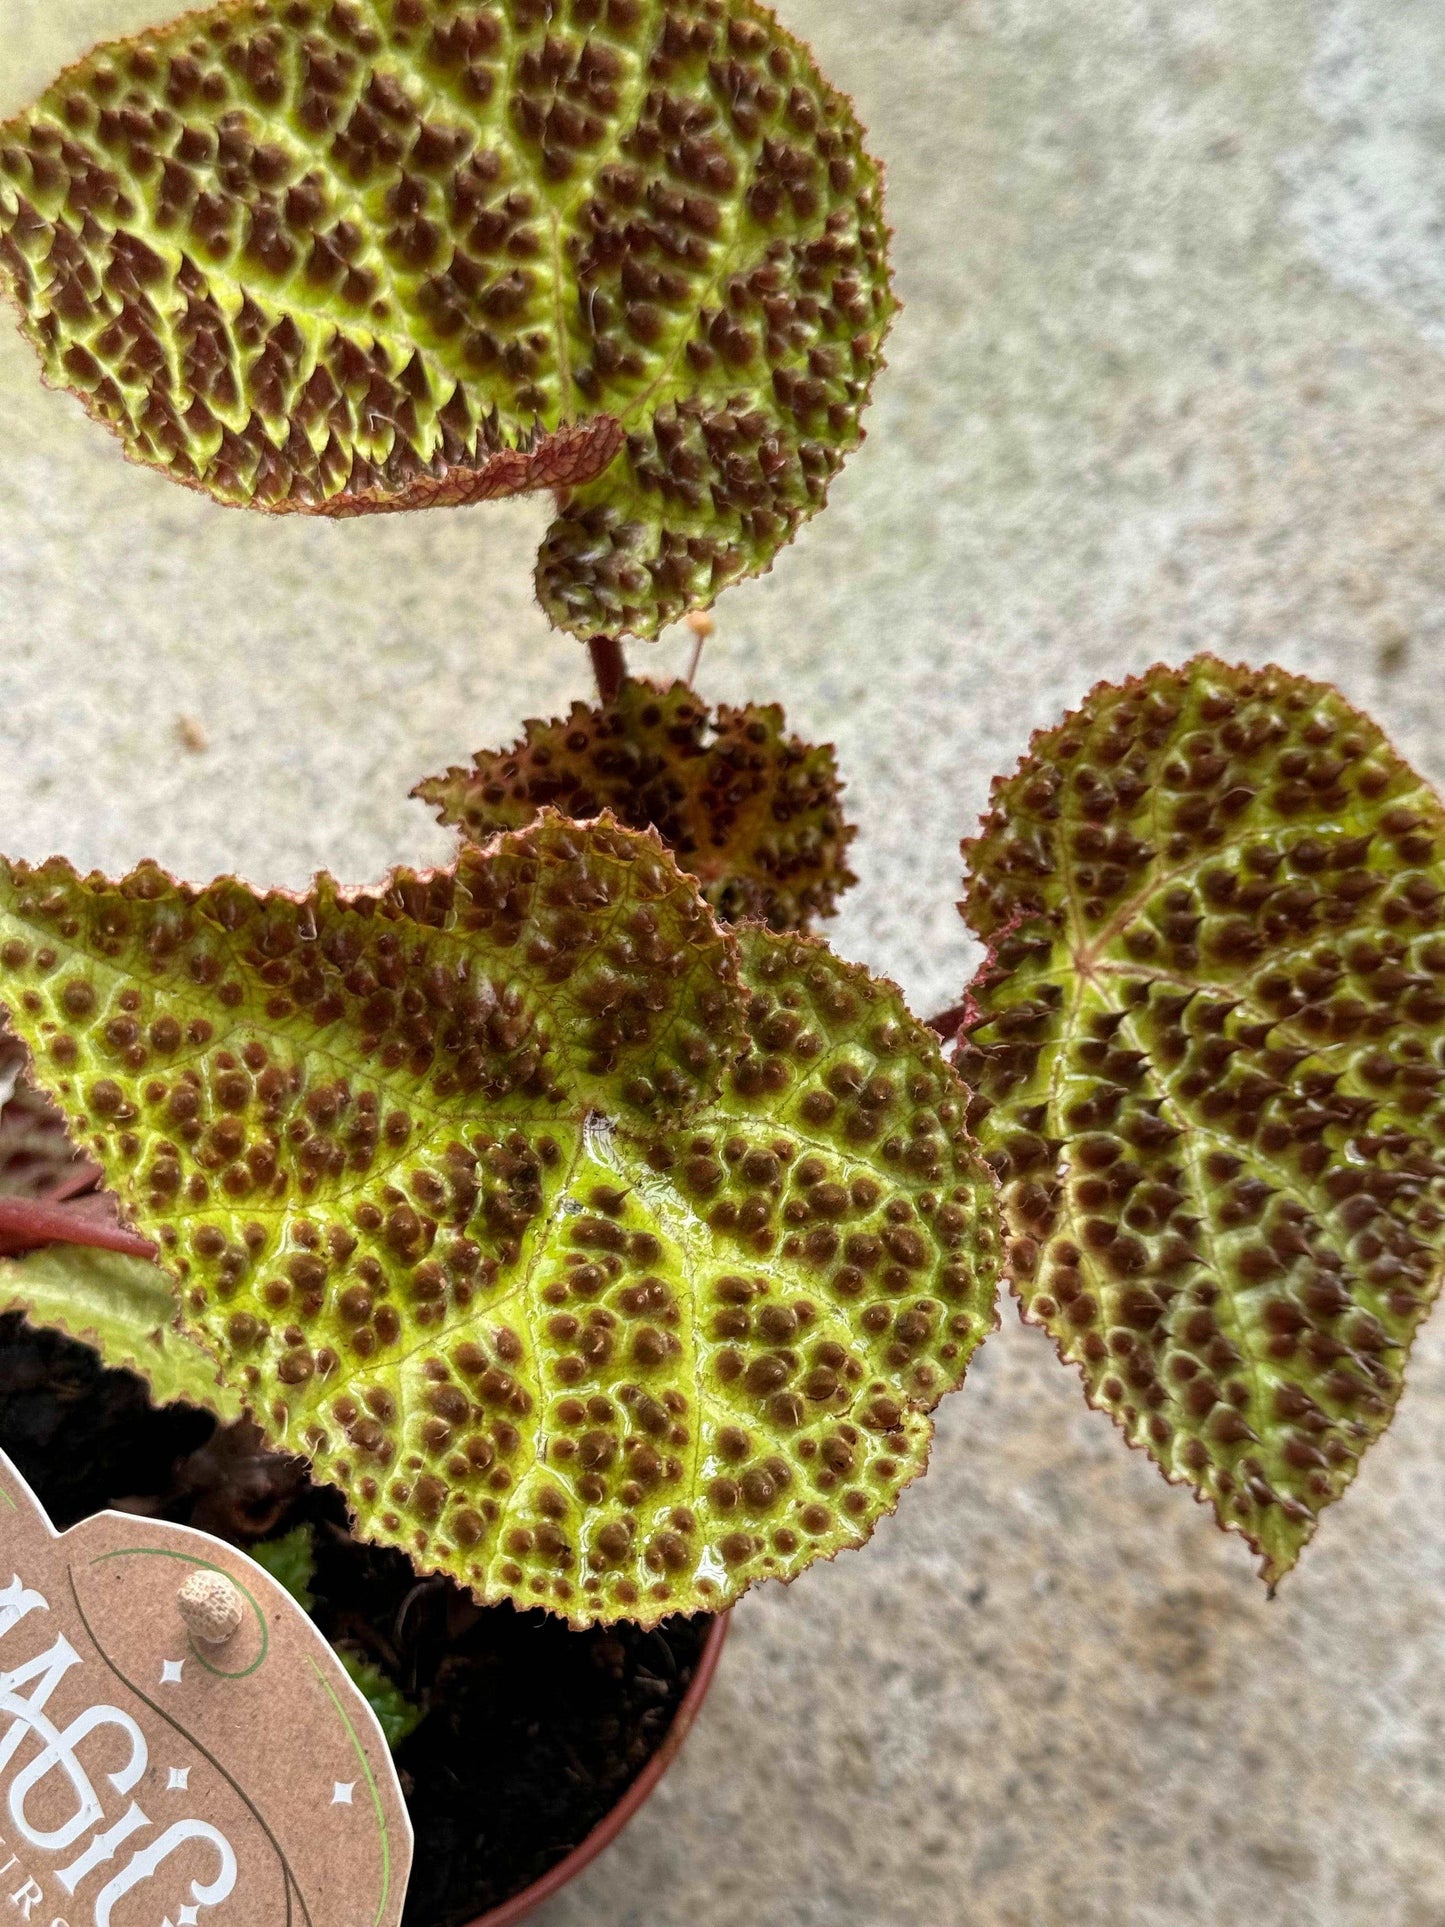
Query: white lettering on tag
11,1702,148,1853
0,1585,46,1646
56,1802,150,1893
0,1449,414,1927
0,1575,237,1924
9,1876,43,1917
0,1637,85,1780
92,1819,237,1927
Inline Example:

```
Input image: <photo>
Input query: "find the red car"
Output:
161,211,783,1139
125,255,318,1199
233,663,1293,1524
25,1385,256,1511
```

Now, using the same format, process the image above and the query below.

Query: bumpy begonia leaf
416,677,856,928
0,0,894,640
0,1032,86,1201
0,816,999,1625
0,1245,244,1417
956,656,1445,1585
0,1029,167,1260
0,1026,231,1406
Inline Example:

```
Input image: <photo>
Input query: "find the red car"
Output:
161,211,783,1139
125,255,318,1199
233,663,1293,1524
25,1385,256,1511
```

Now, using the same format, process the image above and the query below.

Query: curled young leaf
0,0,894,641
0,1245,243,1417
0,817,999,1625
416,678,857,929
957,655,1445,1585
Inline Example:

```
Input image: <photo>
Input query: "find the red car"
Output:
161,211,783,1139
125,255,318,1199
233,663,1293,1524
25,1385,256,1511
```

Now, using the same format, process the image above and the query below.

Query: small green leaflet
251,1521,319,1610
252,1524,424,1746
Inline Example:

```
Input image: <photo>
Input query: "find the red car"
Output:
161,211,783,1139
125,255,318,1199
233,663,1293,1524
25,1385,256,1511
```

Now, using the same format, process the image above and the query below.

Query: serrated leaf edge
957,652,1445,1589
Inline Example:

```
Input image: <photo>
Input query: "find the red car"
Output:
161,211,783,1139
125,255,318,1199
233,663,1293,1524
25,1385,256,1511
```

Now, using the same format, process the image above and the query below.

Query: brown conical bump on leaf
0,0,895,642
957,654,1445,1586
415,678,857,930
0,815,1000,1626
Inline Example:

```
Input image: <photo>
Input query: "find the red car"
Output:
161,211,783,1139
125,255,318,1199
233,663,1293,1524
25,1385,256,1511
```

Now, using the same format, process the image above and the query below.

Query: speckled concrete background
3,3,1445,1923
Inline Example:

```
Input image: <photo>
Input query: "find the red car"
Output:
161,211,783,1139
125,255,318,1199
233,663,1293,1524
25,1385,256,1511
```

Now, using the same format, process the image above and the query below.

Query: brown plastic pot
467,1610,730,1927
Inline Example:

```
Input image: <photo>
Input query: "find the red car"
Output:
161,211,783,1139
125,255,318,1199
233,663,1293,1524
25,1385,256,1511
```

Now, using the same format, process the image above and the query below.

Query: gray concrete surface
4,2,1445,1923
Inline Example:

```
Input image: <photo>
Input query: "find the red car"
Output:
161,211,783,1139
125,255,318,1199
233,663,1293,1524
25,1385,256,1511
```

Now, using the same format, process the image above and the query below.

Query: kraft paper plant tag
0,1449,412,1927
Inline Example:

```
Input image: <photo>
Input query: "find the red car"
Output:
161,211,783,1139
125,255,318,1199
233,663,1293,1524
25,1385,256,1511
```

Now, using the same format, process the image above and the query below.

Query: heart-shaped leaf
0,0,894,640
0,816,999,1624
416,677,856,928
956,656,1445,1584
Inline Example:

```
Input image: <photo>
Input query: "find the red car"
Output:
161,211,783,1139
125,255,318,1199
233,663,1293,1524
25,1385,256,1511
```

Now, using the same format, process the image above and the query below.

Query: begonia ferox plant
0,0,1441,1653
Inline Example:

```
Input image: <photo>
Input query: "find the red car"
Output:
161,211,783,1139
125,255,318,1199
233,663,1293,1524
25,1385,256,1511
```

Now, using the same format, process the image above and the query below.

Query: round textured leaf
0,0,894,640
0,816,1000,1624
957,656,1445,1585
415,677,857,928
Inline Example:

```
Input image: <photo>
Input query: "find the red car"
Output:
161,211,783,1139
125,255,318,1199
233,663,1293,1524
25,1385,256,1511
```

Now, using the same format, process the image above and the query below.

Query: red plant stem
46,1162,106,1203
0,1198,156,1260
588,634,627,706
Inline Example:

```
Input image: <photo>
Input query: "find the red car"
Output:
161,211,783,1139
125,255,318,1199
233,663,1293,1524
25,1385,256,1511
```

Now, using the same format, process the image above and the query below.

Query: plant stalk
0,1197,156,1261
588,634,627,706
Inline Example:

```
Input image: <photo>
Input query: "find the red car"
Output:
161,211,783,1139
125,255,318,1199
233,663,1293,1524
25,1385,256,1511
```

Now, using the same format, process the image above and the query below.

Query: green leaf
957,655,1445,1585
0,0,894,641
338,1650,424,1748
250,1521,318,1608
416,678,856,930
251,1526,424,1747
0,1244,243,1418
0,816,1000,1625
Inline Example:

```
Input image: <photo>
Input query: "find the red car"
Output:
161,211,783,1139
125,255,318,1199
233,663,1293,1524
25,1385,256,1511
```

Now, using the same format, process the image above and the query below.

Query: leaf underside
0,816,999,1625
0,0,894,641
416,677,857,929
957,655,1445,1585
0,1245,243,1418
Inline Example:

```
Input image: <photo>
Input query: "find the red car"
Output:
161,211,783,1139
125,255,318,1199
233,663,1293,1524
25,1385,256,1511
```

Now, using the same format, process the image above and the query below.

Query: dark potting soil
0,1311,711,1927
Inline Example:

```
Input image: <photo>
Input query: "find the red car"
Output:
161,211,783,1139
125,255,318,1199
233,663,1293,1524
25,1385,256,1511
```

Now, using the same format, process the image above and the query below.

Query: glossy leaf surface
958,656,1445,1583
417,677,856,928
0,817,998,1624
0,0,894,639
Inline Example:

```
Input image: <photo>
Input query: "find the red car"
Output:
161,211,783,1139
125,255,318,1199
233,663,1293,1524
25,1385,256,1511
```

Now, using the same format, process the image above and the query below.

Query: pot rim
465,1608,731,1927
